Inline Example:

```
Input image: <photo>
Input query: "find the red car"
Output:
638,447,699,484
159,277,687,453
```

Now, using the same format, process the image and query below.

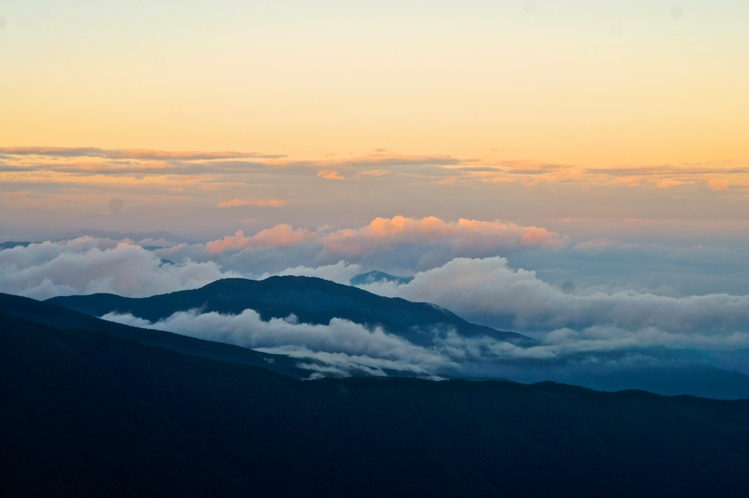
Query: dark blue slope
48,276,534,346
0,292,307,378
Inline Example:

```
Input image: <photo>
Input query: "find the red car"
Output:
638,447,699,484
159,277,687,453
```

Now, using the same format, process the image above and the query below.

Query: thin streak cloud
0,146,282,161
216,199,286,208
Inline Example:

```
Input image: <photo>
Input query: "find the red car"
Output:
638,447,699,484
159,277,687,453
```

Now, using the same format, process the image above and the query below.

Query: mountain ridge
38,278,749,398
47,276,534,346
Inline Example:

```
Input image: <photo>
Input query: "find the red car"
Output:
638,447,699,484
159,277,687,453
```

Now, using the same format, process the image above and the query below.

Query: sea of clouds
3,216,749,377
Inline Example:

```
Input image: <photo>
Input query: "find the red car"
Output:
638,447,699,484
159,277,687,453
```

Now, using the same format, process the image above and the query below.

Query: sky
1,1,747,237
2,1,749,374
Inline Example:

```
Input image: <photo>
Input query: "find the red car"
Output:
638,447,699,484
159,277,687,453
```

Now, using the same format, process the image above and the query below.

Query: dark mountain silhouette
48,276,534,345
3,309,749,497
0,292,307,379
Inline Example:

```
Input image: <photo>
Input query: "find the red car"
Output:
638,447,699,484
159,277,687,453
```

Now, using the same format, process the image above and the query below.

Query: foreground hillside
3,310,749,497
0,291,309,379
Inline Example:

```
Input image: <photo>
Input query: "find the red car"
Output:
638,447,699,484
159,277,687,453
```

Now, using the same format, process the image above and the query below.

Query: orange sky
1,1,748,241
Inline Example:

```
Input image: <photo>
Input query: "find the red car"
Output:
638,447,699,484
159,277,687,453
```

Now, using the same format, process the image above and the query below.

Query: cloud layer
0,215,561,299
104,310,453,378
361,256,749,338
102,305,749,379
0,237,235,299
3,146,746,247
203,216,564,273
4,221,749,378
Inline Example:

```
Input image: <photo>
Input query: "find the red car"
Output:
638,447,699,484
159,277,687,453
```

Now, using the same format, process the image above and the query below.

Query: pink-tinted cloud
317,171,345,180
657,178,689,188
323,216,565,255
203,216,564,261
217,199,253,208
708,178,730,190
206,225,315,254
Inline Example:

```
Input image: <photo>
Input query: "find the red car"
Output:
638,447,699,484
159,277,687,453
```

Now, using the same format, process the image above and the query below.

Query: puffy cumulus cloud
322,216,565,255
205,225,315,254
6,227,749,364
203,216,565,273
0,237,236,299
361,257,749,340
103,309,454,377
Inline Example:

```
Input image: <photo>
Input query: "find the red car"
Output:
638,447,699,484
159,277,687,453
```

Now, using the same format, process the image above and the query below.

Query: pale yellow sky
1,1,748,167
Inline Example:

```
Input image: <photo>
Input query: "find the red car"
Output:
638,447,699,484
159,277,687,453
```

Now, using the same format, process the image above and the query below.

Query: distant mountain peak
350,271,414,286
0,241,31,250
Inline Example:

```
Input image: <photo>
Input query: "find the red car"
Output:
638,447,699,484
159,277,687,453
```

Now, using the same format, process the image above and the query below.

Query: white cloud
0,237,236,299
268,261,363,285
5,231,749,369
103,309,455,376
101,306,749,379
361,256,749,339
